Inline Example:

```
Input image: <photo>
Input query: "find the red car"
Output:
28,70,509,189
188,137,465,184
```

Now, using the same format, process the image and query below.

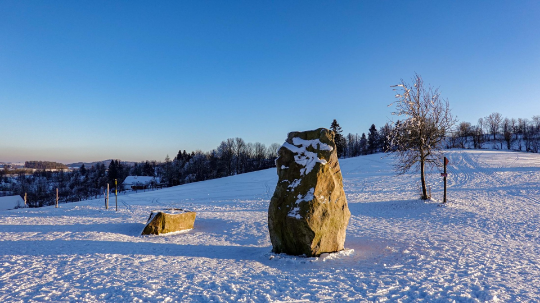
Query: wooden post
24,192,27,206
56,188,59,208
443,157,448,203
106,184,109,210
115,179,118,211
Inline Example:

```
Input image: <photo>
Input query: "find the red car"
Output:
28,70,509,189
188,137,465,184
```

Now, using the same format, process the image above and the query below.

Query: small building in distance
123,176,160,191
0,195,25,210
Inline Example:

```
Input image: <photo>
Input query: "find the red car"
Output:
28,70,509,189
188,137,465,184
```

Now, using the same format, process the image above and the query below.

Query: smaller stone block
141,208,196,235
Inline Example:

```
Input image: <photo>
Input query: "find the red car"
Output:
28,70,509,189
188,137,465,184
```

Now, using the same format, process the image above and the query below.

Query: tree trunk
420,156,428,200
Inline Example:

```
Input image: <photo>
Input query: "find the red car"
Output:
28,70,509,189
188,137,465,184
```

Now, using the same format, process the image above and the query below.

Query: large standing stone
268,128,350,257
141,209,196,235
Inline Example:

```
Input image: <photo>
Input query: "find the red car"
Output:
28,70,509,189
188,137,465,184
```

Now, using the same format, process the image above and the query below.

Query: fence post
24,192,27,206
115,179,118,211
55,188,59,208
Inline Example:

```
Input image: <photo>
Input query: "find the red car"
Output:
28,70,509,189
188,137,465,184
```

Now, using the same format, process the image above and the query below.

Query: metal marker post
56,188,59,208
442,157,449,203
106,184,109,210
115,179,118,211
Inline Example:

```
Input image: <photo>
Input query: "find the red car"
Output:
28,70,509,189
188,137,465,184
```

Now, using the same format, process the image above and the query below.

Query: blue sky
1,0,539,163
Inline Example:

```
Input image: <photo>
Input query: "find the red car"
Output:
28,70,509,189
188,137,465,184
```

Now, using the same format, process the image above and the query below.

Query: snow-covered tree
388,74,456,200
379,123,394,152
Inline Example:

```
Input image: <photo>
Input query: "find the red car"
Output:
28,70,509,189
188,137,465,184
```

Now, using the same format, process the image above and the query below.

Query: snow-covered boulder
268,128,350,257
141,209,196,235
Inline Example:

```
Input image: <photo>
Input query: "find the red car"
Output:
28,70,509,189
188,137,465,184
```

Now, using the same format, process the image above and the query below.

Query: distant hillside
24,161,68,170
0,162,25,169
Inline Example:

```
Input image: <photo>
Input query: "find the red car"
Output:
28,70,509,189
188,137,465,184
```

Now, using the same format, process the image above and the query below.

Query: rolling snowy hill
1,150,540,302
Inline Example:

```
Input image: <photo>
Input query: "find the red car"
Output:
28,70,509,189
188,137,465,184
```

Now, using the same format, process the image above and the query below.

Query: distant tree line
160,138,280,186
330,113,540,159
330,119,393,158
0,138,280,207
448,113,540,152
24,161,68,170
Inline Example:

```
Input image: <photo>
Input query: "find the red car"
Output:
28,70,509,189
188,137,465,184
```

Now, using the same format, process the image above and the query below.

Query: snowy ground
1,150,540,302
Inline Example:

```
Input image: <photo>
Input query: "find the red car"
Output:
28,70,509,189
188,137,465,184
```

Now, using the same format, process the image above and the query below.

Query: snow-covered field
1,150,540,302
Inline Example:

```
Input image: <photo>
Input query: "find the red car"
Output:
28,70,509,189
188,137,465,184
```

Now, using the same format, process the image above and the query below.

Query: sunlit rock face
268,128,350,257
141,209,196,235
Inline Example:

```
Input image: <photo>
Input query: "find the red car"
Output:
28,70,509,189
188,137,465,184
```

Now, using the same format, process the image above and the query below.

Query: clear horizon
2,0,539,163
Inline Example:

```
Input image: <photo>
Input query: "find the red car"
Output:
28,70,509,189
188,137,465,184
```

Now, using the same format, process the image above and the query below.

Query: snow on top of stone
282,137,332,176
151,208,188,215
291,138,333,151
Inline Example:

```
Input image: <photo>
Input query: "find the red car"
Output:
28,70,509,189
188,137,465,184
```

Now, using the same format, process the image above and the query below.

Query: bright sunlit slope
1,150,540,302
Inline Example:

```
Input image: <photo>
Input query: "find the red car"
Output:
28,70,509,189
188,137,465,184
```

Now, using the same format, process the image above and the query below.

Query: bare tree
458,121,472,136
388,74,457,200
511,118,518,140
455,121,472,148
254,142,266,168
532,116,540,133
267,143,280,160
471,124,484,149
245,142,255,159
485,112,503,141
346,133,356,157
502,118,512,150
234,137,247,174
218,139,235,176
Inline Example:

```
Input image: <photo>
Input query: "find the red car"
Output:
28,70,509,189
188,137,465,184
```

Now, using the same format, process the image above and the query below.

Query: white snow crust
1,150,540,301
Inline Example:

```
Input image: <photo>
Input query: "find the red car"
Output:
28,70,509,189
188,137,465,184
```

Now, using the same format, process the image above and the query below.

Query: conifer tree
143,161,154,176
359,133,368,155
367,124,380,154
175,150,183,162
107,160,118,186
80,164,87,176
330,119,346,158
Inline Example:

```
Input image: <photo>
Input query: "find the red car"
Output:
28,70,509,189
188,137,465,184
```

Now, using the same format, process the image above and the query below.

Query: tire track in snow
445,150,475,189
